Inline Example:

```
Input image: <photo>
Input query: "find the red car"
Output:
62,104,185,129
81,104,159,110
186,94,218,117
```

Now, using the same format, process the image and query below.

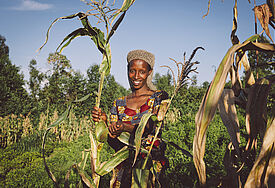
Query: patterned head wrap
127,49,157,91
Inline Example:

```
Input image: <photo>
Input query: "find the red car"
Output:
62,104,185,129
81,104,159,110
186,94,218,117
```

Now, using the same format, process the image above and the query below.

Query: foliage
0,35,30,117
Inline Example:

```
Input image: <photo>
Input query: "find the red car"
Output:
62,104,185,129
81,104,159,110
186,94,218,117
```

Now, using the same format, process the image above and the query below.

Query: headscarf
127,49,157,91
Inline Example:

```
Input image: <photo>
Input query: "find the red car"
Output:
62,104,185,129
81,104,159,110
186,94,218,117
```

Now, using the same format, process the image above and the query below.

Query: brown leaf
245,76,274,151
245,113,275,187
218,89,241,155
254,4,274,43
193,36,275,186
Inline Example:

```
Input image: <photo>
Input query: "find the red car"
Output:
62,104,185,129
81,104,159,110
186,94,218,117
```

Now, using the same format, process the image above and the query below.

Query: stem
253,0,259,79
142,122,162,169
95,71,106,108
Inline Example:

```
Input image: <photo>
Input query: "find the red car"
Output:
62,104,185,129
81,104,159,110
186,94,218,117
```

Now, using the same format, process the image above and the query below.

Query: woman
92,49,168,187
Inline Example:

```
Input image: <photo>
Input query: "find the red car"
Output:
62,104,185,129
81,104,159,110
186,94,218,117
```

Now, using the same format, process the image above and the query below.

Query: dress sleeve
108,99,125,152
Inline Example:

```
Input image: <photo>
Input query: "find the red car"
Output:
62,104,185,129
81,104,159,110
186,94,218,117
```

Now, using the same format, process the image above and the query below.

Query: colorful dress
108,90,168,187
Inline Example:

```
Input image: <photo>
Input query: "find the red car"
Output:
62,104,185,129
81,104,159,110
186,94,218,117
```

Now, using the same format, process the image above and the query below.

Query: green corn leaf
56,28,89,53
133,113,155,167
95,120,108,142
38,12,84,52
96,147,129,176
131,168,150,188
48,105,71,129
163,139,193,158
42,105,71,187
106,11,126,43
111,0,136,23
79,13,106,54
72,164,96,188
73,93,91,103
117,132,131,145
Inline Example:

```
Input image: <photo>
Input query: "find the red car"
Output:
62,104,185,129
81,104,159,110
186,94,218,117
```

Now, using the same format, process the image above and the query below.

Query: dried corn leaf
157,99,170,121
254,4,274,43
72,164,96,188
193,35,275,185
245,76,274,151
240,53,255,87
267,0,275,23
245,114,275,187
218,89,241,155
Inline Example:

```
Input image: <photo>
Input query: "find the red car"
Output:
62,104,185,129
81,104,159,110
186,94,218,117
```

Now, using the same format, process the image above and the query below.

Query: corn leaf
133,113,155,167
106,11,126,44
164,139,193,158
218,89,241,156
96,146,129,176
72,164,96,188
244,111,275,188
117,132,131,145
56,28,89,53
245,76,274,150
157,99,170,121
131,168,150,188
38,12,85,52
64,166,72,188
73,93,91,103
254,4,274,43
111,0,135,24
95,120,108,142
240,52,255,87
79,13,106,54
267,0,275,23
193,35,275,185
42,105,71,187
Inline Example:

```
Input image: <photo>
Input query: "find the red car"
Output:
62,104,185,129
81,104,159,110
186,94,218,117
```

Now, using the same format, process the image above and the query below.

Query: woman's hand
108,121,124,138
108,121,136,138
91,106,107,123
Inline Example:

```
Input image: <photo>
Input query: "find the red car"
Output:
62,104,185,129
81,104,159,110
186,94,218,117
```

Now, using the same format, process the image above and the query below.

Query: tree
0,35,29,116
247,35,275,79
28,59,45,119
0,35,9,57
40,53,72,112
86,64,128,114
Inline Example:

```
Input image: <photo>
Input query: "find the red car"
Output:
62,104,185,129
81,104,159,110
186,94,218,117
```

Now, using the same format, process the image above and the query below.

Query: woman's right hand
108,121,124,138
91,106,107,123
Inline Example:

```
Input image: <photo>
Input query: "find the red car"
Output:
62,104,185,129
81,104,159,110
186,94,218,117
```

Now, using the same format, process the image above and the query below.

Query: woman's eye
140,71,145,74
129,69,135,73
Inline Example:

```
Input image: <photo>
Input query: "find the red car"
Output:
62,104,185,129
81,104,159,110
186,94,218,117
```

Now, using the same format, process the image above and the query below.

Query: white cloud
12,0,53,11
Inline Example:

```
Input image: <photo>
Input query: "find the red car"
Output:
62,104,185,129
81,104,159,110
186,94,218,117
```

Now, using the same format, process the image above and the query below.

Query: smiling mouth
132,80,141,85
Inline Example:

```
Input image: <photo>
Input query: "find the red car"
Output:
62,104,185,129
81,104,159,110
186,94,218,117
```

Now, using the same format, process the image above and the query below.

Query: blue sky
0,0,273,89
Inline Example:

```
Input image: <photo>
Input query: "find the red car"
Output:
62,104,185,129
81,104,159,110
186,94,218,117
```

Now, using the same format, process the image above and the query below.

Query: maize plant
38,0,135,187
193,0,275,187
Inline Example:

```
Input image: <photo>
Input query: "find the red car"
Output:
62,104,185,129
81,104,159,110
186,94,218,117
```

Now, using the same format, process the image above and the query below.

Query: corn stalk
39,0,135,187
193,35,275,186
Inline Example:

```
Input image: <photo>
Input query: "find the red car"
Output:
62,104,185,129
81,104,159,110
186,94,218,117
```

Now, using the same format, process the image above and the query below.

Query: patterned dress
107,90,168,187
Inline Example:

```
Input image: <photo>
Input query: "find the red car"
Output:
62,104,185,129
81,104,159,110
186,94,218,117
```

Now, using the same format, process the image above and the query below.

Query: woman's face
128,59,152,90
